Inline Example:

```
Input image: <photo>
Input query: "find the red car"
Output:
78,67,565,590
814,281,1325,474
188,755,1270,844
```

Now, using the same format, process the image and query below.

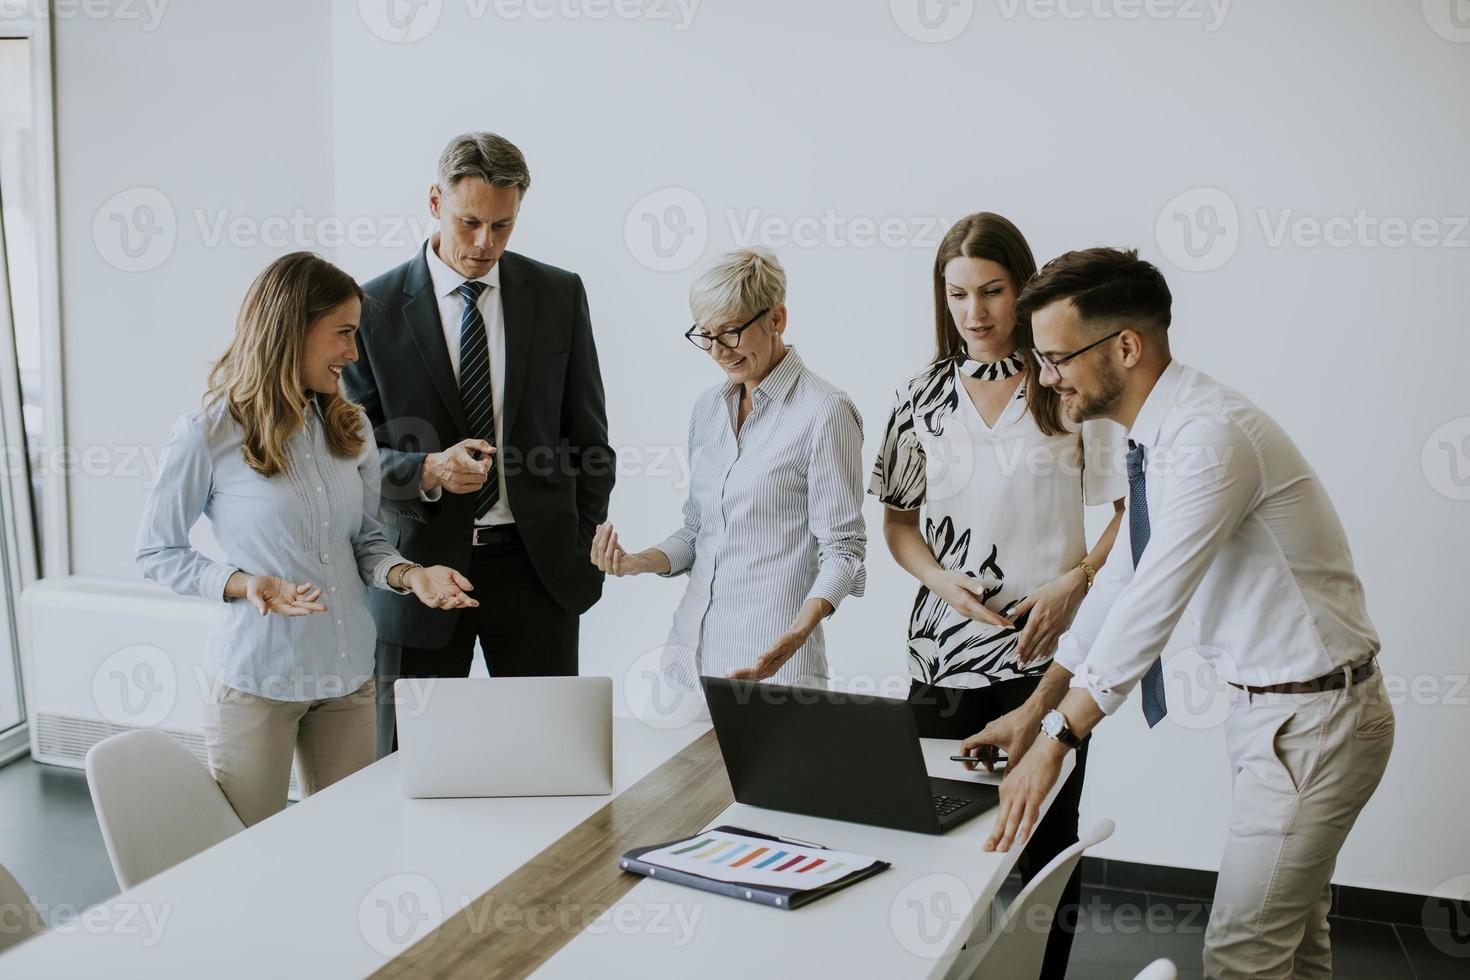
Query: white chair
946,819,1116,980
1134,959,1178,980
85,730,245,889
0,861,44,954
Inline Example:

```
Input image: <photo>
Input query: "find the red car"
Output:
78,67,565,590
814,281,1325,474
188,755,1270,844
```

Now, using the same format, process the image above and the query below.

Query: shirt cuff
419,485,443,503
1068,664,1128,716
206,563,240,603
805,565,866,612
373,555,412,593
653,537,695,577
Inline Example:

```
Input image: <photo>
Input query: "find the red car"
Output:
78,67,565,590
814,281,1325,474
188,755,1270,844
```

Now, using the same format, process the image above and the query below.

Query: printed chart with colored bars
639,829,883,889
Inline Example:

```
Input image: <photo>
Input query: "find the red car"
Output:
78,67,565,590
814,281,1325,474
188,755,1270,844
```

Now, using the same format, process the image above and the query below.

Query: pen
773,833,825,849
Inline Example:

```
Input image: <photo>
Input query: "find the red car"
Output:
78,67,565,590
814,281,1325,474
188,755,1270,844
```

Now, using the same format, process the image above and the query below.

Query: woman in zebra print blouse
869,212,1126,980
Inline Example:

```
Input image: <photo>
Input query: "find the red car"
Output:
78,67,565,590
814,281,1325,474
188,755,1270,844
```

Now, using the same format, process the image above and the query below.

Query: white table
537,737,1071,979
0,720,1070,979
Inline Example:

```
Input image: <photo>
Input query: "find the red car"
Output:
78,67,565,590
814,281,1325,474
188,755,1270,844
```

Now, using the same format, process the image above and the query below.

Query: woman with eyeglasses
137,251,477,826
869,213,1126,980
589,247,866,689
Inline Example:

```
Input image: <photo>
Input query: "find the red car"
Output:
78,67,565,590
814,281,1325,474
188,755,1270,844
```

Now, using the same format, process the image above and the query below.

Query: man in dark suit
342,132,614,754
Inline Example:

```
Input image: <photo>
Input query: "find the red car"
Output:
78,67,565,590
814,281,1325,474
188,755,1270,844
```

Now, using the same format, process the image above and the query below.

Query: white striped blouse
654,347,867,687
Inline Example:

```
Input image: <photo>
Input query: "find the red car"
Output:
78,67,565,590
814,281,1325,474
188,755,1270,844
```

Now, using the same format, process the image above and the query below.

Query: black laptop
700,677,998,835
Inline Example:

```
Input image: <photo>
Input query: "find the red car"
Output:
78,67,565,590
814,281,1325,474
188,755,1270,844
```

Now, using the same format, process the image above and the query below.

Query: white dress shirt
423,236,514,526
654,347,867,686
1054,359,1380,715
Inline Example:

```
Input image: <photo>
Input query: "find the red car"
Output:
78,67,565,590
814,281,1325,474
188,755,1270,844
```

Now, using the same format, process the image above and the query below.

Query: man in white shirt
961,247,1394,979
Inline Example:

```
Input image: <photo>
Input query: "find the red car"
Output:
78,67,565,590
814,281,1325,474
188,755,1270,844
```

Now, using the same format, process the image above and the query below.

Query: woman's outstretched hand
405,565,478,610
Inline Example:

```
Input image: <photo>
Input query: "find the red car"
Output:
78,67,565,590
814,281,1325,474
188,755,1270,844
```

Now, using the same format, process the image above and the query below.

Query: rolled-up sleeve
1054,548,1132,676
805,393,867,610
135,414,238,602
655,405,702,578
654,518,698,578
1068,420,1263,714
351,418,411,592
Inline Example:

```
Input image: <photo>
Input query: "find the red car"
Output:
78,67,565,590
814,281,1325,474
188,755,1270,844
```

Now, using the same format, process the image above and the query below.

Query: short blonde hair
689,247,786,329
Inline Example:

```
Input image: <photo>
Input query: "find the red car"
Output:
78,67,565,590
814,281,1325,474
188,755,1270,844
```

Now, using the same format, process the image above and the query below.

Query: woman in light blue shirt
137,251,476,826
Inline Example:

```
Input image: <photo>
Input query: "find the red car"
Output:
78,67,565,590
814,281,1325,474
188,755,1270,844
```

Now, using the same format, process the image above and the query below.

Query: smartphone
951,753,1008,768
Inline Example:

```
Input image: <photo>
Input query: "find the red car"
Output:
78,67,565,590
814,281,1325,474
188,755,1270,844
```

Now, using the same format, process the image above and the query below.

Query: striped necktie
1129,439,1168,727
456,280,499,518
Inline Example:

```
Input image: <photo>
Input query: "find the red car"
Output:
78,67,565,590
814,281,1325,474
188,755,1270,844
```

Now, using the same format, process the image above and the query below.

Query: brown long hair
931,212,1064,436
206,252,366,477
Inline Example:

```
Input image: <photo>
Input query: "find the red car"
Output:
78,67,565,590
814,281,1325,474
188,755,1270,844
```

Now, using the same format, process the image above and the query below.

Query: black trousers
375,528,580,755
908,676,1089,980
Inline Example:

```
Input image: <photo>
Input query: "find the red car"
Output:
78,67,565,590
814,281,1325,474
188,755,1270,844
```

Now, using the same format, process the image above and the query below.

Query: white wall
55,0,336,573
53,0,1469,896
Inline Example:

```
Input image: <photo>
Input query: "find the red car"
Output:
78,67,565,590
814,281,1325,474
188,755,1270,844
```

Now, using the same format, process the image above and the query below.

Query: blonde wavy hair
207,252,367,477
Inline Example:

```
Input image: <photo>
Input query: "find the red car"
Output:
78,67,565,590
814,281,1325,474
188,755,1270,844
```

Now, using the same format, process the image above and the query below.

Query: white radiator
21,576,301,797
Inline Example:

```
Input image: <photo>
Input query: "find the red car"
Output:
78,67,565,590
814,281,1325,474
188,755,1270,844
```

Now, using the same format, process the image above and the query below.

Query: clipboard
618,825,891,910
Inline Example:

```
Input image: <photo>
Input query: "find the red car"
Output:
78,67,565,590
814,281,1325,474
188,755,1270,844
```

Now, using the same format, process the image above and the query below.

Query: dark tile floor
0,758,120,928
0,756,1465,977
1048,881,1467,979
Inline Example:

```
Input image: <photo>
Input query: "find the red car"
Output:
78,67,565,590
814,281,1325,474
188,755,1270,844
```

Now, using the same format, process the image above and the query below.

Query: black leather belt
1227,658,1376,696
471,524,520,546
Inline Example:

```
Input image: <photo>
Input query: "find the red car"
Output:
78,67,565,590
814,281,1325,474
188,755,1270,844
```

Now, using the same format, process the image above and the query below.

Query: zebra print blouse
869,357,1127,689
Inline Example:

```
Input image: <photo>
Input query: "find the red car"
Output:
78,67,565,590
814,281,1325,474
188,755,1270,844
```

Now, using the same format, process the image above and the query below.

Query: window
0,8,65,751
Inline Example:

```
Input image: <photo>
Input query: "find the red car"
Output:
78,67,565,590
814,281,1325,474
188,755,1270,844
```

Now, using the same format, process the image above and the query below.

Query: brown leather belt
1227,658,1376,696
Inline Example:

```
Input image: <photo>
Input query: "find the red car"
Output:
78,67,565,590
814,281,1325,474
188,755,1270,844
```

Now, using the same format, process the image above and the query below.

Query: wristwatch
1039,709,1082,749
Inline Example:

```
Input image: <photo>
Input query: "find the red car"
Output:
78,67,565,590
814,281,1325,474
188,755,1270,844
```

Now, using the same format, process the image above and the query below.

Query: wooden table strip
373,728,732,980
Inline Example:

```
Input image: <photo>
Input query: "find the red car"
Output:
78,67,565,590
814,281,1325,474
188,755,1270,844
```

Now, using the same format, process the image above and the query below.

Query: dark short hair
1016,247,1172,335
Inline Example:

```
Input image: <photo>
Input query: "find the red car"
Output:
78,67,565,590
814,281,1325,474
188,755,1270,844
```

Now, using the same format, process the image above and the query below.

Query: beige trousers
202,677,377,827
1203,667,1395,979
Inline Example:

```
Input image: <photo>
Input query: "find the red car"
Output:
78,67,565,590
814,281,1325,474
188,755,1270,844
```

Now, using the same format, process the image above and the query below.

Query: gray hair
436,132,531,194
689,247,787,329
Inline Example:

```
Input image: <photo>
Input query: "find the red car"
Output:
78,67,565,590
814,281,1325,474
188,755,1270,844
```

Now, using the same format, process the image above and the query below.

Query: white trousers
1204,667,1394,979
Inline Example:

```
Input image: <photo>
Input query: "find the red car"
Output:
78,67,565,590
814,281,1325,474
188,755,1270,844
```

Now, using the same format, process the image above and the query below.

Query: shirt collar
424,235,500,299
1127,358,1185,449
725,346,804,403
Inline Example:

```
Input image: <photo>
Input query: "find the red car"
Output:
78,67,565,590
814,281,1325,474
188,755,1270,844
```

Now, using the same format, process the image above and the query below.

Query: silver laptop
395,677,613,798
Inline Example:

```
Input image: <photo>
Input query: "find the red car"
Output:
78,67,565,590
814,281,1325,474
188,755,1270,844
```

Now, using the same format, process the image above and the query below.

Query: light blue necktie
456,280,499,518
1129,440,1168,727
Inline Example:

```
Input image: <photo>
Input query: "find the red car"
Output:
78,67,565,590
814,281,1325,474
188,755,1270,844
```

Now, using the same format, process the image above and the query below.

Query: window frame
0,4,67,761
1,5,67,584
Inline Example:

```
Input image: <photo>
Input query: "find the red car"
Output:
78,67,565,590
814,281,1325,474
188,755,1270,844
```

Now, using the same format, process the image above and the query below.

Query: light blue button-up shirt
136,398,408,701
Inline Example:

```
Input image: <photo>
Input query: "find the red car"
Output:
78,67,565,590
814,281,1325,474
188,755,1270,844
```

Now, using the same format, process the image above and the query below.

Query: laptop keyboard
932,794,974,817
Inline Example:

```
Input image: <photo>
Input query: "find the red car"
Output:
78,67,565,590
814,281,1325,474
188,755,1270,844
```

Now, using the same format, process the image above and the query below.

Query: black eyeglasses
685,308,770,351
1032,329,1124,375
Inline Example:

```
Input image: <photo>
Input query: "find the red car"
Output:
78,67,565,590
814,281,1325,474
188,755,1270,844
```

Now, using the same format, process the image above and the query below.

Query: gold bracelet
394,562,421,591
1074,560,1096,591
